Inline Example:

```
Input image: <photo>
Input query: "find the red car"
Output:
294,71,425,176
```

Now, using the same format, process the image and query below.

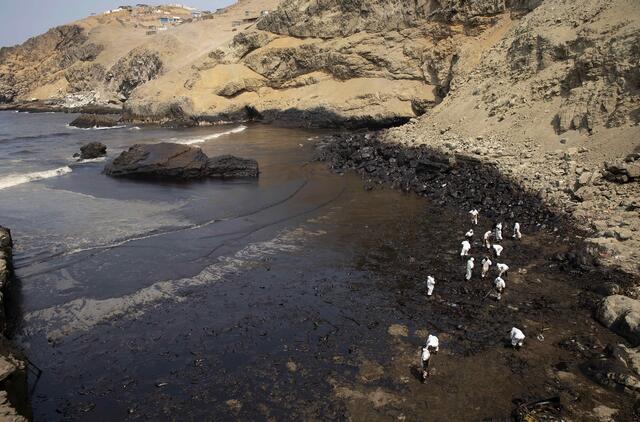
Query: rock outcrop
79,142,107,160
105,48,162,99
583,343,640,397
604,153,640,184
0,228,12,322
69,114,120,128
0,227,28,421
597,295,640,346
104,143,259,179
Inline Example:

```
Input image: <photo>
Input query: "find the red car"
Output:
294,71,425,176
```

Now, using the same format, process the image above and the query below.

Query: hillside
1,0,542,127
0,1,280,111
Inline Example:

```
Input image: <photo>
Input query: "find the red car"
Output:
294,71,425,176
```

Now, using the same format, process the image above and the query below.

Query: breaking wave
0,166,72,190
173,125,247,145
66,124,127,131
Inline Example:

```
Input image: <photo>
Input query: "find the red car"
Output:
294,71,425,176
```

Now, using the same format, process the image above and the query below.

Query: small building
191,11,202,19
159,16,181,24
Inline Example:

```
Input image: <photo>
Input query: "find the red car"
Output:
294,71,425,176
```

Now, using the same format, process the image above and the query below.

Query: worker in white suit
426,334,439,353
494,276,506,300
483,230,493,249
492,244,504,257
420,346,431,382
460,240,471,257
426,276,435,296
495,222,503,241
510,327,525,348
497,262,509,277
465,257,474,280
469,209,479,225
481,257,492,278
513,222,522,239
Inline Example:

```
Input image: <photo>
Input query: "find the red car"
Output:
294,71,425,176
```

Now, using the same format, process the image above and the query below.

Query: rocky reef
77,142,107,160
69,114,121,129
104,143,259,179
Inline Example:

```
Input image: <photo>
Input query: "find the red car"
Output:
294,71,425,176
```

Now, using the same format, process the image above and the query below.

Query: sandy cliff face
0,0,543,127
126,0,542,126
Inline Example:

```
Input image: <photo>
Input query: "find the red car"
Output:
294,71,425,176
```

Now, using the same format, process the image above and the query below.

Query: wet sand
12,173,634,420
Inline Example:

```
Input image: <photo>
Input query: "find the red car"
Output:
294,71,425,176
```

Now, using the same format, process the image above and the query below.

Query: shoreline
0,102,412,130
1,109,638,417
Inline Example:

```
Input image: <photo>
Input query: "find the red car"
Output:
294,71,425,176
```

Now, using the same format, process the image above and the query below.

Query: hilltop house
159,16,182,24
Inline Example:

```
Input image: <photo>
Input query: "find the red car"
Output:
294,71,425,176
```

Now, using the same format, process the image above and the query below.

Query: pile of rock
604,153,640,184
104,143,259,179
315,132,554,228
583,343,640,397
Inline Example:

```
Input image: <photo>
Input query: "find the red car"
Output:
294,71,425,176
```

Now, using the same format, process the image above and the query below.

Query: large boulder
70,114,120,128
104,143,258,179
596,295,640,346
79,142,107,160
0,227,11,288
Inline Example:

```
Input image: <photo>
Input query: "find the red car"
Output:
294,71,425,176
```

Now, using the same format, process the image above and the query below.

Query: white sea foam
66,124,127,131
0,166,72,190
173,125,247,145
74,156,107,163
22,226,326,341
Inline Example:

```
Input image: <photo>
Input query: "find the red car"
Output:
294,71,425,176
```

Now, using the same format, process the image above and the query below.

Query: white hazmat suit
484,231,493,249
481,257,492,278
426,334,439,352
492,244,503,257
469,209,479,225
465,257,474,280
460,240,471,257
495,222,503,241
510,327,525,348
513,222,522,239
427,276,435,296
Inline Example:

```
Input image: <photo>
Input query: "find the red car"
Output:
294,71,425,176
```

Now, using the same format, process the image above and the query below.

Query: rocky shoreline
315,127,640,282
315,129,640,401
0,227,29,421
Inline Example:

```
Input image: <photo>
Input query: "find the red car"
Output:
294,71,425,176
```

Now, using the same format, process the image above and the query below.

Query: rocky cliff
124,0,546,126
1,0,545,127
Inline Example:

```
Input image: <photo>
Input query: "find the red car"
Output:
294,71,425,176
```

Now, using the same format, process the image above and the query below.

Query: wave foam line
66,124,127,131
174,125,247,145
22,226,326,341
0,166,72,190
